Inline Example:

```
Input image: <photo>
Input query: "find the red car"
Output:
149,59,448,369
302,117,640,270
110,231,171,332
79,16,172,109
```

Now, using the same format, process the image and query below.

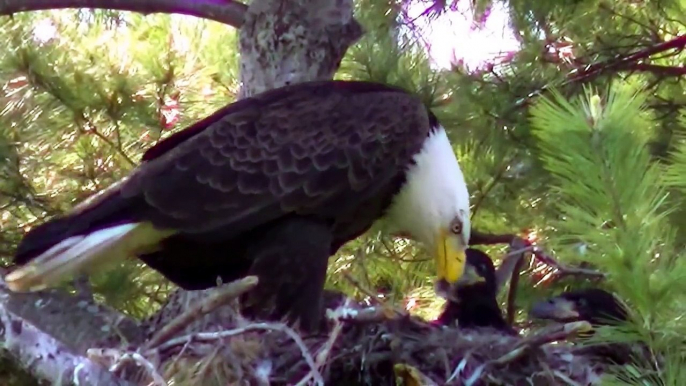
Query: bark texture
0,276,139,385
1,0,364,383
238,0,363,97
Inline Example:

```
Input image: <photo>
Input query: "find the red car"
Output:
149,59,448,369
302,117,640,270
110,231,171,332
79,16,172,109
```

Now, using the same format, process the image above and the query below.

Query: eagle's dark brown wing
15,80,433,263
125,80,431,234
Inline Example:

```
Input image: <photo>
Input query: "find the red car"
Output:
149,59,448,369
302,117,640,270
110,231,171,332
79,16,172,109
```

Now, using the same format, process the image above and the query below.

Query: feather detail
6,223,174,292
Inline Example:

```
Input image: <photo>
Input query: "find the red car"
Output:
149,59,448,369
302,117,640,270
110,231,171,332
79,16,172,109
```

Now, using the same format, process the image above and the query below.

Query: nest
87,278,605,386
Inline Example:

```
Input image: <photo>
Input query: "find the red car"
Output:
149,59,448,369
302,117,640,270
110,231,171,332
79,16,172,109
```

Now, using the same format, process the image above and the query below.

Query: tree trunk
0,0,363,384
237,0,362,97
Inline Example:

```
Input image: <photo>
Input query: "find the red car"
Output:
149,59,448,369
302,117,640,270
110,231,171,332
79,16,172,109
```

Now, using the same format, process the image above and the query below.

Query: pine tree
0,0,686,384
529,85,686,385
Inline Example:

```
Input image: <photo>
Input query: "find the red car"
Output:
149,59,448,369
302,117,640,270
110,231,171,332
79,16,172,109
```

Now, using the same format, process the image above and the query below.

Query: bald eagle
6,80,471,331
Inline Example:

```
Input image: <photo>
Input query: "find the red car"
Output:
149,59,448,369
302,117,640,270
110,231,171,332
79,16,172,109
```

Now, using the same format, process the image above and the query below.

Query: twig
118,352,166,386
531,247,606,284
87,123,136,167
504,240,532,325
491,35,686,133
446,351,473,383
296,300,350,385
464,320,593,382
495,244,534,292
148,322,324,385
163,337,194,377
342,272,386,307
327,304,403,324
567,35,686,84
553,371,585,386
470,154,519,219
87,348,165,385
316,305,345,366
0,0,248,28
469,230,517,246
193,346,222,382
143,276,258,350
342,273,407,320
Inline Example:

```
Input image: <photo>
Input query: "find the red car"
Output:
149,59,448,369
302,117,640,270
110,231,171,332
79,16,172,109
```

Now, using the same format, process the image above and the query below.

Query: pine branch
470,154,519,219
80,114,136,167
497,35,686,124
470,230,517,245
0,0,248,28
628,63,686,77
567,35,686,84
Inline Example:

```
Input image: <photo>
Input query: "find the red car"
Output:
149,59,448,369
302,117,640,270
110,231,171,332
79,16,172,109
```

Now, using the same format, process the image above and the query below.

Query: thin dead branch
470,230,517,246
531,247,607,284
143,276,258,350
0,0,248,28
503,239,532,325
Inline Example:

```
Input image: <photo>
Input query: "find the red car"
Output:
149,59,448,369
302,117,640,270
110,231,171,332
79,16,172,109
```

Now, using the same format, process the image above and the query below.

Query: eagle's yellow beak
436,228,467,283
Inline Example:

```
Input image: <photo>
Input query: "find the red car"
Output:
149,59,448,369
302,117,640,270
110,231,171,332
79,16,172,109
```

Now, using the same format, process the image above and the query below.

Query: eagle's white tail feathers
6,223,170,293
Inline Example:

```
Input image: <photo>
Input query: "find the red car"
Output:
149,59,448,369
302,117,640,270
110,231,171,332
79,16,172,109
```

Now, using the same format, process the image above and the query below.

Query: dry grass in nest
86,276,607,385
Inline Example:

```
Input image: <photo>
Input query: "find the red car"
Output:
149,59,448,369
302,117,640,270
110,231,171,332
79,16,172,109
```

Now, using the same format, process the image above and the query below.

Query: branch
80,113,136,167
487,235,606,326
0,0,248,28
499,35,686,119
495,244,531,292
0,275,138,385
503,240,531,325
470,154,518,219
525,245,607,287
469,230,517,246
567,35,686,83
454,321,593,385
626,63,686,77
143,276,258,350
491,321,593,365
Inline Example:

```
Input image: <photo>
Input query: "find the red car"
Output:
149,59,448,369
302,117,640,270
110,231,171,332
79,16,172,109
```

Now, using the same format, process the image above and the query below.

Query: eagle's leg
241,216,332,333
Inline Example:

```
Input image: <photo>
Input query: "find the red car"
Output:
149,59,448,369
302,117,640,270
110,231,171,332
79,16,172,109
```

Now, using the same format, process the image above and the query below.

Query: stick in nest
87,348,167,386
295,299,352,386
452,321,593,386
143,275,259,350
343,272,406,319
146,322,325,385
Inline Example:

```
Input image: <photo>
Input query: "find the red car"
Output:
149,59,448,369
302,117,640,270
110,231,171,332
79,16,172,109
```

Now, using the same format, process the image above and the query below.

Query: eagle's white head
386,123,471,285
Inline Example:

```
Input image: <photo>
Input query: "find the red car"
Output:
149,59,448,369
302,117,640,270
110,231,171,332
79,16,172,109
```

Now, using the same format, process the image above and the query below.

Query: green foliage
530,85,686,384
0,11,238,315
2,0,686,383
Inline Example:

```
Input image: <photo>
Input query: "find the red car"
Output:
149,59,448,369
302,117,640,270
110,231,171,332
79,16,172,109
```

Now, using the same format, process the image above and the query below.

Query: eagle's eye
450,219,462,235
